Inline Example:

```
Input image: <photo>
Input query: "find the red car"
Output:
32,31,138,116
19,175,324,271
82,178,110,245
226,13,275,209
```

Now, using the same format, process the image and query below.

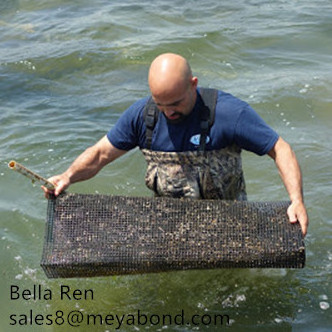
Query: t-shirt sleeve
234,104,279,155
106,98,148,150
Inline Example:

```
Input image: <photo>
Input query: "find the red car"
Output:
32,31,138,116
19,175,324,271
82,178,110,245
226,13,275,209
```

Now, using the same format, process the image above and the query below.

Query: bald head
148,53,198,122
149,53,194,97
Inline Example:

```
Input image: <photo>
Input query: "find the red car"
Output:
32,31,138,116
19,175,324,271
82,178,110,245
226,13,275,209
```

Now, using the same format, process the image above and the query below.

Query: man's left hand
287,200,308,237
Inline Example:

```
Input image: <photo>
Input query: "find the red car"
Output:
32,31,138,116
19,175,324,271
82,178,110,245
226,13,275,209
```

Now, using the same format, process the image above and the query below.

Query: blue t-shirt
107,88,279,156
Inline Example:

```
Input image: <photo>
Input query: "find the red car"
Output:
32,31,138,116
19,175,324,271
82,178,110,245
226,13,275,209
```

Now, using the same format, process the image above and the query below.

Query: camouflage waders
141,145,247,200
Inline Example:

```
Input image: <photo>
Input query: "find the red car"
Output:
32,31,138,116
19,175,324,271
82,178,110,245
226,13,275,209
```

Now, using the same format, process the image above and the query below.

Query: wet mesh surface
41,193,305,278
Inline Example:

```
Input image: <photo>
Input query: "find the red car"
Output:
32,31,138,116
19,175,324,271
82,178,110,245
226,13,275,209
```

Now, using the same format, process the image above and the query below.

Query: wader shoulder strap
143,88,218,150
199,88,218,127
198,88,218,152
144,97,159,149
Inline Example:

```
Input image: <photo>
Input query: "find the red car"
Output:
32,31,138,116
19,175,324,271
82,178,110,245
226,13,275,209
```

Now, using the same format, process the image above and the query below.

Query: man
42,53,308,236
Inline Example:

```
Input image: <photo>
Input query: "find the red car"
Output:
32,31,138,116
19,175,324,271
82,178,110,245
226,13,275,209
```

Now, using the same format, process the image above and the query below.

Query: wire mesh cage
41,193,305,278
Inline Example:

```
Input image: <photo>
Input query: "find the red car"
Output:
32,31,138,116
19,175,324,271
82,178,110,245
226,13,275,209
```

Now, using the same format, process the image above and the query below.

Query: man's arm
42,135,127,197
268,137,308,236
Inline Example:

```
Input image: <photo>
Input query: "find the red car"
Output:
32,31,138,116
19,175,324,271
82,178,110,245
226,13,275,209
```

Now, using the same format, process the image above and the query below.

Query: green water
0,1,331,331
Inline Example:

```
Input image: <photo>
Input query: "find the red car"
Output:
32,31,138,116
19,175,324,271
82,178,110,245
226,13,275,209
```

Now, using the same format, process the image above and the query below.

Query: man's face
152,79,197,124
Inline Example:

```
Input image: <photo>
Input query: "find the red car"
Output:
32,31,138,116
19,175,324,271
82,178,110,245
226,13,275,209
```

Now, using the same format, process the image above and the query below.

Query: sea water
0,1,331,331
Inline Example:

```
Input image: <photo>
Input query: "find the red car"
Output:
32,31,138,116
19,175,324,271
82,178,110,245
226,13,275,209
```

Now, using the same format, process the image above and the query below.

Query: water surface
1,1,331,331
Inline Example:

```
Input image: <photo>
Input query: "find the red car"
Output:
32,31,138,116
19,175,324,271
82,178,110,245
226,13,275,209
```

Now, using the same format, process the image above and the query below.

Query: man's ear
190,76,198,89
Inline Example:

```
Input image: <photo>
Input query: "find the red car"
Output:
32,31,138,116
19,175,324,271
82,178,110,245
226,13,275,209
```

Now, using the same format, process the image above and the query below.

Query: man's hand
287,200,308,237
41,174,70,198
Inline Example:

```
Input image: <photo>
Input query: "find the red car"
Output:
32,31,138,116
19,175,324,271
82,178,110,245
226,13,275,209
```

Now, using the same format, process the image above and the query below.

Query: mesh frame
41,193,305,278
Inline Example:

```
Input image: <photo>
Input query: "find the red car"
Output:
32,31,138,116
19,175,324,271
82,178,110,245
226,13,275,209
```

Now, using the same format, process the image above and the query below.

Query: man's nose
163,108,174,114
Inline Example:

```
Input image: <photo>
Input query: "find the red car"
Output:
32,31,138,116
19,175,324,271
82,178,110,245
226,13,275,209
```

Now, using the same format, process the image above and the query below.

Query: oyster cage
41,193,305,278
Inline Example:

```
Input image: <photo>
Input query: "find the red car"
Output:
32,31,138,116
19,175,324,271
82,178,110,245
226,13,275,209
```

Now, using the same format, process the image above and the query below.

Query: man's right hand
42,174,71,198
